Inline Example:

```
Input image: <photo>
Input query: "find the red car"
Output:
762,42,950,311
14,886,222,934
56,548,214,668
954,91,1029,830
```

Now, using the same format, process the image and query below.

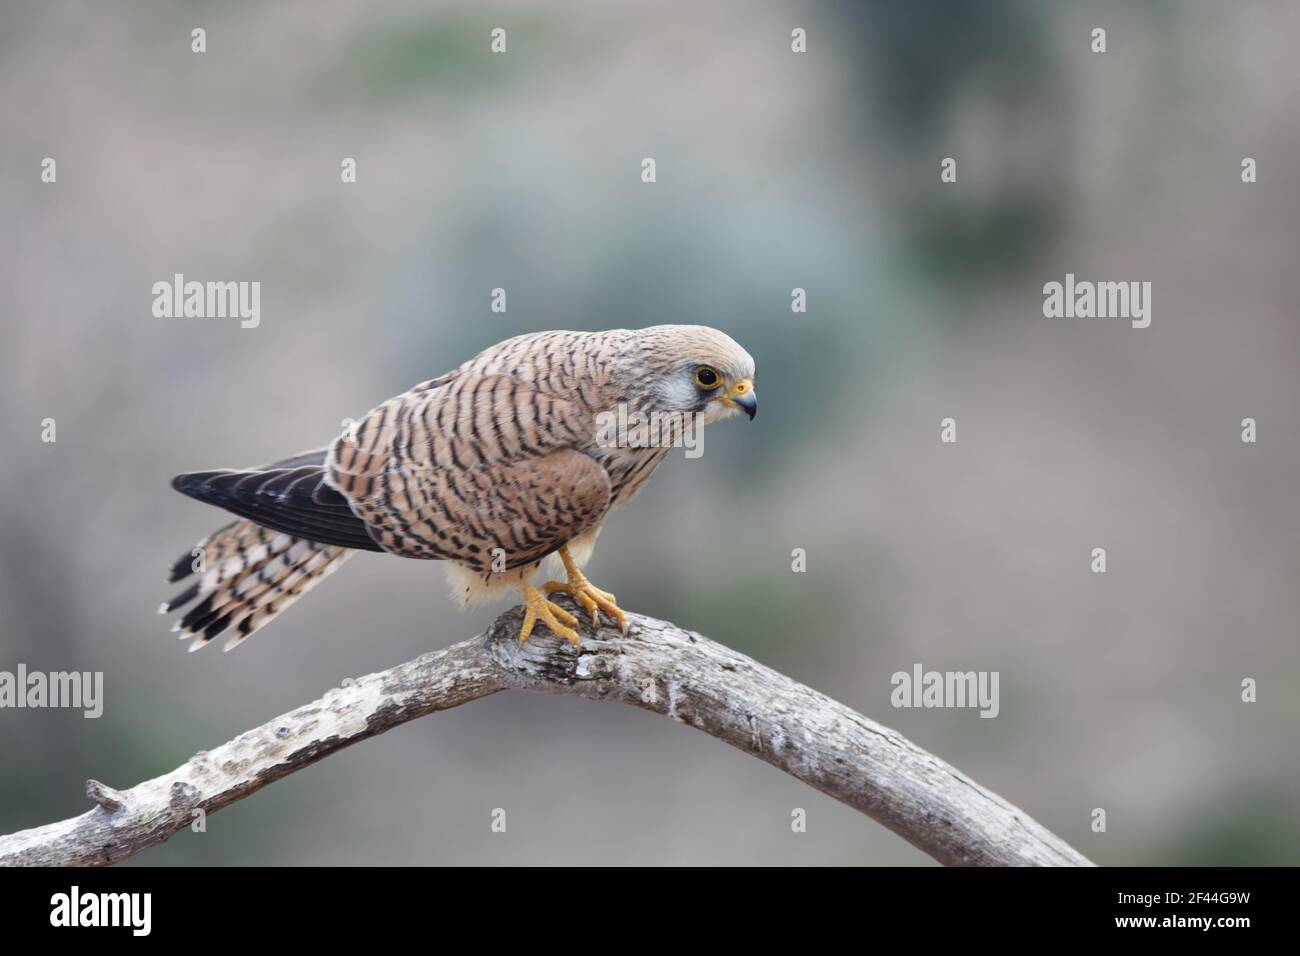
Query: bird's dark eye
694,366,721,389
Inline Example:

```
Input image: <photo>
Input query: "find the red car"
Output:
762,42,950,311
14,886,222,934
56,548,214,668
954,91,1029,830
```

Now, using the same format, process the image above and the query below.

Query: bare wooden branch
0,603,1092,867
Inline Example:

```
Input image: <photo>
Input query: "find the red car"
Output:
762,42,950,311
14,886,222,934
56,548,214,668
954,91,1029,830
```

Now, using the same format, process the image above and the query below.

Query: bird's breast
586,445,672,509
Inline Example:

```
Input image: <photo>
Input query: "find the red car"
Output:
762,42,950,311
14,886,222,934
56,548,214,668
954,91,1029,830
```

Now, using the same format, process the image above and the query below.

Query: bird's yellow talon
518,585,581,646
542,546,629,635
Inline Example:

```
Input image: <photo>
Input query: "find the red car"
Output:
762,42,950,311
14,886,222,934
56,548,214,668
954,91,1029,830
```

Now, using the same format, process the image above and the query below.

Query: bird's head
623,325,757,425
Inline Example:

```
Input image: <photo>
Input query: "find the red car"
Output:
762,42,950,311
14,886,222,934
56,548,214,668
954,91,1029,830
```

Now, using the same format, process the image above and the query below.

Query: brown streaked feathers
160,326,756,651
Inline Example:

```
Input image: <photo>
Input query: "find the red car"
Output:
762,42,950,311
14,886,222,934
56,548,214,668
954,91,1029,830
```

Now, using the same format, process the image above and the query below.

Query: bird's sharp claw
519,586,581,646
541,573,628,636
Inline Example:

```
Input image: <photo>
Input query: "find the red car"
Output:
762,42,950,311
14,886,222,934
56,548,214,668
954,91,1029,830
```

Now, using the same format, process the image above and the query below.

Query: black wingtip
166,465,384,553
171,471,213,497
171,469,244,507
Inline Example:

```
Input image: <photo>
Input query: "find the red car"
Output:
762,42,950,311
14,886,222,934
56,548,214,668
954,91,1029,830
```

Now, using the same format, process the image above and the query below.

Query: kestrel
160,326,757,651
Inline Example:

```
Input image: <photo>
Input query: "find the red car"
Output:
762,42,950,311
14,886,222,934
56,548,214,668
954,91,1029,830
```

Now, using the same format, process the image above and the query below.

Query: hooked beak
720,378,757,420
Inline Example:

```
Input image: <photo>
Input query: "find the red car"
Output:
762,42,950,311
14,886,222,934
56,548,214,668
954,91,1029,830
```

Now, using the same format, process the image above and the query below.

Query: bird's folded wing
327,374,610,569
171,449,385,552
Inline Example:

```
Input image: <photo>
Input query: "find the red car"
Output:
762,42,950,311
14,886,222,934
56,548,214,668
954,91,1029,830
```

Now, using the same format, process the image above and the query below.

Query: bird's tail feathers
159,519,353,652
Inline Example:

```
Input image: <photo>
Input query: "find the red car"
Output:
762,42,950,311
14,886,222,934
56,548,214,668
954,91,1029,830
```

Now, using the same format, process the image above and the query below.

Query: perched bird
160,326,757,651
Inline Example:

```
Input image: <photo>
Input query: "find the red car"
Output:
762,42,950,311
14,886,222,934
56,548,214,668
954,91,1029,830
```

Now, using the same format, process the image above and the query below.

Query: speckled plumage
161,325,756,650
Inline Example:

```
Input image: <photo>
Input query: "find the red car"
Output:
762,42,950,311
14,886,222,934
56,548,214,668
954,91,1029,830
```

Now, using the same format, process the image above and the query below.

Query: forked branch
0,603,1092,866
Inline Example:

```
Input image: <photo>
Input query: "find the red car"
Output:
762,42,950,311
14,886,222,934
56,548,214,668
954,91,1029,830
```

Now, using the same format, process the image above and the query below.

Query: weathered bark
0,602,1092,866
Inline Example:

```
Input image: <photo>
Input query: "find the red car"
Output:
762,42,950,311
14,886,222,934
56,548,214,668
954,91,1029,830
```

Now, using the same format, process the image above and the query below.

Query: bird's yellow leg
542,545,629,634
518,584,581,646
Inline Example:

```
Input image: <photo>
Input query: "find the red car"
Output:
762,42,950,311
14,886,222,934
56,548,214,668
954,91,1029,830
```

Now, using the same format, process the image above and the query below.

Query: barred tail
159,519,354,652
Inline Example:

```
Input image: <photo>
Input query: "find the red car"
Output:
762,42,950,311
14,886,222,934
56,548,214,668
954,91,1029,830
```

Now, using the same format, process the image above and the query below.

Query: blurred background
1,0,1297,865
